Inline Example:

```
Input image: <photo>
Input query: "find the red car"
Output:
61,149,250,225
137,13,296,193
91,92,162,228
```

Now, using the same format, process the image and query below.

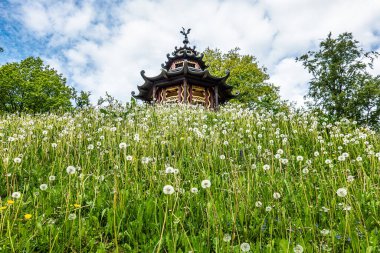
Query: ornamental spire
180,27,191,46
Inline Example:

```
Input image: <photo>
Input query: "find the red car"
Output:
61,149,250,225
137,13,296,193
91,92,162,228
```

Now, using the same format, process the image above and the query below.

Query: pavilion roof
132,60,234,103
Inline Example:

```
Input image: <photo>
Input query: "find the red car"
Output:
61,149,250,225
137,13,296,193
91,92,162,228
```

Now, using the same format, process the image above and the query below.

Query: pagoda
132,28,235,109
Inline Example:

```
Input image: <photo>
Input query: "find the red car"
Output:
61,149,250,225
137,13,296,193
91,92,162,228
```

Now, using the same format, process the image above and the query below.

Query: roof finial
180,27,191,46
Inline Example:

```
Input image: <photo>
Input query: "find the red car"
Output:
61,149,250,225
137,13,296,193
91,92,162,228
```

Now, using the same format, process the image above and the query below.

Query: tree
75,90,91,108
0,57,74,113
203,48,287,112
296,32,380,128
0,47,3,53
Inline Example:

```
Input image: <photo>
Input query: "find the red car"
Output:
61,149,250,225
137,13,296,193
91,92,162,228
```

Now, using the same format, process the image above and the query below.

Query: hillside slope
0,104,379,252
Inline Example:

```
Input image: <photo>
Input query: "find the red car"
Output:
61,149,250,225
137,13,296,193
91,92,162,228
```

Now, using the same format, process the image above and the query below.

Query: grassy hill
0,104,379,252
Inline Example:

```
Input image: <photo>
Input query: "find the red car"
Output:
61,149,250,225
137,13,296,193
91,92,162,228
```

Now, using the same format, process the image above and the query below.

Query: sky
1,0,380,106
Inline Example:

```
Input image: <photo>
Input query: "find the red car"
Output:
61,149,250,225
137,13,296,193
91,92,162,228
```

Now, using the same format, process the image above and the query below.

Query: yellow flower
24,214,32,220
73,204,81,208
0,206,7,211
7,200,14,205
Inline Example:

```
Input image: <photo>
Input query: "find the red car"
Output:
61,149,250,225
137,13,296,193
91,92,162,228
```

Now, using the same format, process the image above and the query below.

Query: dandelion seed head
263,164,270,171
68,213,77,220
165,166,174,174
240,242,250,252
345,174,354,182
343,205,352,211
201,180,211,189
320,229,330,235
39,184,48,191
163,185,175,195
273,192,281,200
293,244,304,253
11,192,21,199
119,142,127,149
336,188,347,197
190,187,198,194
66,166,76,175
223,234,231,242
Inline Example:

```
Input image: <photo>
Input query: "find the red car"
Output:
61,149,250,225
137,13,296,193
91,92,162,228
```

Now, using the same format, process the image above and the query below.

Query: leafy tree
0,47,3,53
0,56,74,113
75,90,91,108
203,47,287,112
296,32,380,128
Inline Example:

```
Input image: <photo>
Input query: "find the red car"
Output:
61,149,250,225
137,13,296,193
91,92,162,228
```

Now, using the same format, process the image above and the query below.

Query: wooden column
152,85,157,104
215,86,219,109
184,79,188,104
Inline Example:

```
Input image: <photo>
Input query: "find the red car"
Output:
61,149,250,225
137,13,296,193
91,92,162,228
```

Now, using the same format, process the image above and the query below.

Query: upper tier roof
161,45,208,70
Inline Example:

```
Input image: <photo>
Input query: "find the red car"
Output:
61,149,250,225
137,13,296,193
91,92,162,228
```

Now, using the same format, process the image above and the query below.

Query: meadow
0,103,379,252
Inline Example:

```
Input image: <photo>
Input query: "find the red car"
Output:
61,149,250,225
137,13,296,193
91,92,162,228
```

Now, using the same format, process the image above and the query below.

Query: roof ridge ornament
180,27,191,46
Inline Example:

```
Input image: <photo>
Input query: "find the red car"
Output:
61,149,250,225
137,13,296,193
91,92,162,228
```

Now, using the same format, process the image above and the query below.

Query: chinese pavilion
131,28,235,109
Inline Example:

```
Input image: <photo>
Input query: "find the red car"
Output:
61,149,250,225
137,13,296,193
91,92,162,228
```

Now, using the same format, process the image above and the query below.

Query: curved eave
131,90,152,102
139,62,231,87
134,62,234,102
164,61,229,81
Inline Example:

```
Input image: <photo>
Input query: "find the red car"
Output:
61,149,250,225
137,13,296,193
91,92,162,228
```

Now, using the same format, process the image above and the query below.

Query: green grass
0,104,379,252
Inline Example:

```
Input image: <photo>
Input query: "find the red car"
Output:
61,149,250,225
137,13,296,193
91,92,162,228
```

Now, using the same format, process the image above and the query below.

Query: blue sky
1,0,380,105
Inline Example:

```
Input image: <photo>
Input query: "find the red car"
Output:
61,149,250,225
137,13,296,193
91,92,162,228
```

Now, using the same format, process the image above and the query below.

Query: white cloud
12,0,380,105
270,58,311,106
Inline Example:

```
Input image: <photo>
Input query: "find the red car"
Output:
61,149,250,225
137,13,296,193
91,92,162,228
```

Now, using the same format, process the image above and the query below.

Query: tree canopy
74,90,91,109
296,32,380,129
0,57,74,113
203,48,287,112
